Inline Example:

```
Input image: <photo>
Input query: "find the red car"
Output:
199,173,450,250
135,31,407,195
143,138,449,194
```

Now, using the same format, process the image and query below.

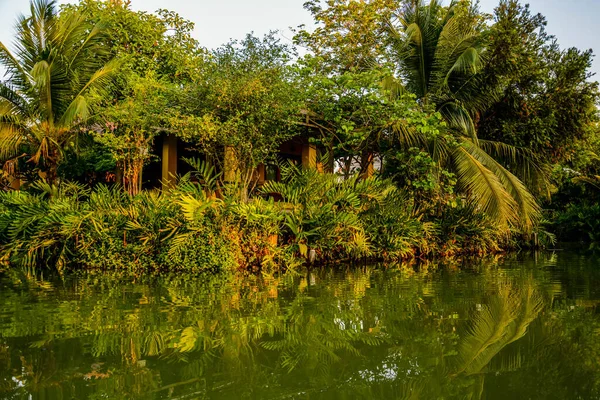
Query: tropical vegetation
0,0,598,272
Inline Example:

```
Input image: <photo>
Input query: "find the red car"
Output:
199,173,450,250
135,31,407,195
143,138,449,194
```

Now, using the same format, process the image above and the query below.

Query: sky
0,0,598,79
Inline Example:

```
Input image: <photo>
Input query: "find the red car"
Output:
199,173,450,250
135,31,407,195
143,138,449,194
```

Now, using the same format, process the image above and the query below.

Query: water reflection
1,253,600,399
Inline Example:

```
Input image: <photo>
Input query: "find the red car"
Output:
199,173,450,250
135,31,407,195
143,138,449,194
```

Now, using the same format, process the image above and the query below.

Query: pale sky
0,0,598,79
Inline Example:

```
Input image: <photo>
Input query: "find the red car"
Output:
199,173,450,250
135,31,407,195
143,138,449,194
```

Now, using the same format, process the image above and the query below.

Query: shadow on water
1,251,600,399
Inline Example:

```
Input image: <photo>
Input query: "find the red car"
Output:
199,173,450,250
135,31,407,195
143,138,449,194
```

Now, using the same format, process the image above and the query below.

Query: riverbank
0,169,553,274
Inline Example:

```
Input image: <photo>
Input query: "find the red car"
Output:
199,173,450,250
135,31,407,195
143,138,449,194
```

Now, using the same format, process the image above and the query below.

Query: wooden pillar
223,146,238,182
256,163,266,185
301,144,317,170
360,151,374,179
162,134,178,190
364,161,374,178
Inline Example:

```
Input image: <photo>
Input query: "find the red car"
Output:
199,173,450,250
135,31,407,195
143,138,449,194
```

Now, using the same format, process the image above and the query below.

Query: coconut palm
0,0,118,184
386,0,544,230
389,0,489,133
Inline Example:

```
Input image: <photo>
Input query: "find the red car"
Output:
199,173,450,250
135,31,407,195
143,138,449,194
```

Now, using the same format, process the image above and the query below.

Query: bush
0,164,523,273
0,181,246,273
551,203,600,250
162,219,240,273
0,182,86,271
361,188,434,259
434,202,505,256
261,164,435,263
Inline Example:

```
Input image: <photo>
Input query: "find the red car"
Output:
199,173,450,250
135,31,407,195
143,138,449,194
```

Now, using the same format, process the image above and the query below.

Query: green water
1,252,600,399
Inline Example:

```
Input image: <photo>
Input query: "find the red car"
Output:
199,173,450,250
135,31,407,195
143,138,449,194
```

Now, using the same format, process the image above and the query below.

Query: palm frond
0,125,25,161
0,82,29,116
453,144,518,228
0,42,32,89
59,59,120,127
438,101,478,143
466,142,541,230
479,139,551,198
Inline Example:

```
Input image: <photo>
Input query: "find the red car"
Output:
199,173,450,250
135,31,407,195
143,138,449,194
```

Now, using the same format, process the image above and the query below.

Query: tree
0,0,118,184
387,0,489,131
385,0,541,230
94,74,177,195
294,0,394,73
59,0,203,191
179,34,304,201
297,59,443,179
61,0,202,84
477,0,599,167
297,0,541,230
295,0,444,179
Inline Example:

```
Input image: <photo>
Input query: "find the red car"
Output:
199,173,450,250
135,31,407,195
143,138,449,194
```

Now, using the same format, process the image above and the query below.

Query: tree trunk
327,141,335,173
45,164,59,186
359,151,374,180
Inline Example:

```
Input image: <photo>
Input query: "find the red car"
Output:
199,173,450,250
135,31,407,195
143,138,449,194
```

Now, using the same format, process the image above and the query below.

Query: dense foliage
0,163,513,272
0,0,598,272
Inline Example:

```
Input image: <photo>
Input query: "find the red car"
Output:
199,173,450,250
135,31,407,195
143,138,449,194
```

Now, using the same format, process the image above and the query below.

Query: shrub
0,164,523,273
361,189,435,259
551,204,600,250
0,182,86,271
435,202,505,256
261,164,434,263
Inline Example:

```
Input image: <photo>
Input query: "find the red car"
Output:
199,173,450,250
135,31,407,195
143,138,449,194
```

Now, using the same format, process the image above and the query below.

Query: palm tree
386,0,544,230
0,0,118,184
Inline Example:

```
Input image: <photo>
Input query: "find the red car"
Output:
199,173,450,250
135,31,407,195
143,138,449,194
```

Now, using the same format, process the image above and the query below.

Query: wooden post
301,144,317,170
256,163,266,185
363,161,374,178
360,151,374,179
224,146,238,182
162,134,178,190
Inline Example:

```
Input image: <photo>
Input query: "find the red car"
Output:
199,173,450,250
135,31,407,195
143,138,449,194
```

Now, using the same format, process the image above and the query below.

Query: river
1,251,599,399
